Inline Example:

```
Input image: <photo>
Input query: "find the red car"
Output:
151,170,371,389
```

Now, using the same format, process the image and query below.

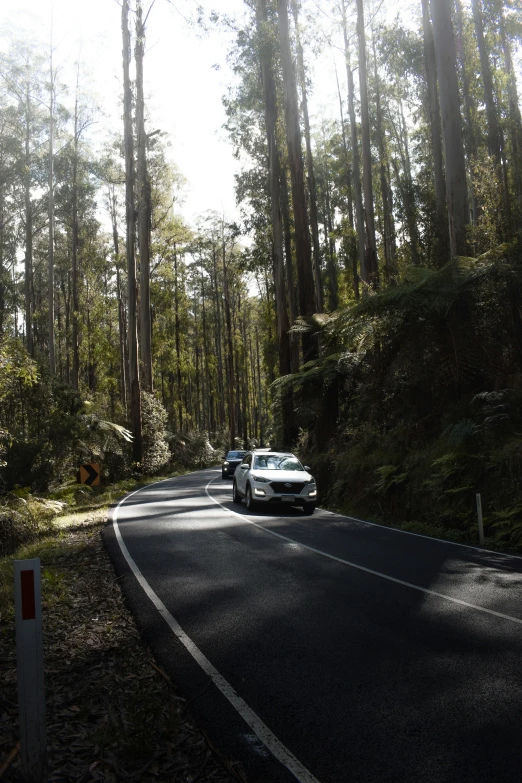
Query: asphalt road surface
103,468,522,783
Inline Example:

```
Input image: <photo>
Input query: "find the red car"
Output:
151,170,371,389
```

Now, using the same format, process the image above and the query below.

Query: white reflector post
14,558,47,782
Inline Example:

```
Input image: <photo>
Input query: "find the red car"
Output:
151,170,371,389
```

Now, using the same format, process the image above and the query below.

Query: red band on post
20,570,36,620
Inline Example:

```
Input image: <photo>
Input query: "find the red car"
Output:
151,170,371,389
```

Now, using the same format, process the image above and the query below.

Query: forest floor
0,475,245,783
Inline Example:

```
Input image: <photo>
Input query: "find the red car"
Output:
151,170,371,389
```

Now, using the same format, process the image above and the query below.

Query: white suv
232,451,317,515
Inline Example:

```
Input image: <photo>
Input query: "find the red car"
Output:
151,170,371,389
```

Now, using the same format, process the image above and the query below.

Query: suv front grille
270,481,306,494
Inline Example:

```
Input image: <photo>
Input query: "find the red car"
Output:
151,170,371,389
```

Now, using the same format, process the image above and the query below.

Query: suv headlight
306,477,316,485
223,461,229,466
251,475,270,483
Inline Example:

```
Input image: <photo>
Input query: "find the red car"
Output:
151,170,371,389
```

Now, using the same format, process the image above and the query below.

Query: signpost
14,559,47,783
79,463,101,487
476,493,485,546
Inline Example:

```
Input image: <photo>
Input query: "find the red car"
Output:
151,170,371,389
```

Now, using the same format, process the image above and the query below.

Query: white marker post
14,559,47,782
476,493,485,546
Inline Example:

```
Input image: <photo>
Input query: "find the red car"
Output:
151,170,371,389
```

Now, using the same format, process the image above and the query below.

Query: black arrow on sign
82,464,99,486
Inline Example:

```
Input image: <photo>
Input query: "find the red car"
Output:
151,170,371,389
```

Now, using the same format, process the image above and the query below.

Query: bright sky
0,0,249,223
0,0,424,228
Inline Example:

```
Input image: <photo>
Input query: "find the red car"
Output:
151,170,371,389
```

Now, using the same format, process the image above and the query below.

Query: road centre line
205,479,522,628
112,479,322,783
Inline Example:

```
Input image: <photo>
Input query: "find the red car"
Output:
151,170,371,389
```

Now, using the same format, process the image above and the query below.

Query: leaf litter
0,522,246,782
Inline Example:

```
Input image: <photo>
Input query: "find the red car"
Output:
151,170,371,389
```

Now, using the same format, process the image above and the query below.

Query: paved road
104,469,522,783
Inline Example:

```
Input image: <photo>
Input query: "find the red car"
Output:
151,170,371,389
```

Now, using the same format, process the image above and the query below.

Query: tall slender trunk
109,187,127,409
122,0,143,462
341,0,366,286
173,248,183,431
471,0,501,169
455,0,479,225
257,0,294,447
135,1,153,392
471,0,508,231
371,32,395,280
279,168,300,371
276,0,316,362
48,23,55,373
222,226,235,448
355,0,378,286
498,2,522,211
72,74,80,390
291,0,323,312
429,0,469,256
421,0,448,264
334,62,358,299
400,100,420,265
24,89,33,357
211,243,226,424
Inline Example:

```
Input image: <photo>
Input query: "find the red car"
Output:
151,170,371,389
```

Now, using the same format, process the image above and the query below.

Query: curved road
103,469,522,783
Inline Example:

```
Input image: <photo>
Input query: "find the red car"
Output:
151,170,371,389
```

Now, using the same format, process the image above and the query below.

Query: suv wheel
232,480,242,504
245,484,257,511
302,504,316,515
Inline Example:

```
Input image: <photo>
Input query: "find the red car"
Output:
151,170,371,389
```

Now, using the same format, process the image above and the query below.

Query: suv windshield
226,451,246,460
254,455,304,471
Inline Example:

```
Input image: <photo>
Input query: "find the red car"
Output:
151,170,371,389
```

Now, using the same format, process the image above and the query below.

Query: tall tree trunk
276,0,317,362
341,0,366,286
211,242,226,424
24,89,33,357
279,167,300,371
421,0,448,264
498,1,522,211
291,0,323,313
334,62,359,299
429,0,469,256
109,186,127,409
471,0,509,231
257,0,294,448
173,247,183,431
355,0,378,287
135,1,153,392
72,69,80,390
454,0,479,225
371,32,395,280
471,0,501,170
48,24,55,373
222,225,236,448
122,0,143,462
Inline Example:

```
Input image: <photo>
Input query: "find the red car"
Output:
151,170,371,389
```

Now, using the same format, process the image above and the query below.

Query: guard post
14,558,47,782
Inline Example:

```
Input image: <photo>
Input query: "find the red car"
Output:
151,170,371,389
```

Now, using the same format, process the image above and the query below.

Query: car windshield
254,455,304,471
226,451,246,460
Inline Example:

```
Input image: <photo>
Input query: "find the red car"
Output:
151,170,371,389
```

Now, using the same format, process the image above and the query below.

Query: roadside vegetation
0,509,243,783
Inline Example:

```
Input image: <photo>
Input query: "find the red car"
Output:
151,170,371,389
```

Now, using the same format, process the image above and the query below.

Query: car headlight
223,461,229,466
251,475,270,483
306,478,316,485
254,488,266,496
308,489,317,497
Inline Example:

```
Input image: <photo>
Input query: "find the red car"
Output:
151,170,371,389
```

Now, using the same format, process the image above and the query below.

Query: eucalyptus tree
256,0,294,447
276,0,317,361
122,0,143,462
429,0,469,256
135,0,154,393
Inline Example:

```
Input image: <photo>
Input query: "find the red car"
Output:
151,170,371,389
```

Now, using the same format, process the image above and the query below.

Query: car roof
253,451,296,458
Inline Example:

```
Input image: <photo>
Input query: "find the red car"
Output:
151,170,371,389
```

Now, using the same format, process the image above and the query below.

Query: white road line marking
112,480,322,783
317,509,522,561
205,480,522,628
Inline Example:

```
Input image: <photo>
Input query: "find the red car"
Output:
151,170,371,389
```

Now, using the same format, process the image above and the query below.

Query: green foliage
289,245,522,552
141,392,170,475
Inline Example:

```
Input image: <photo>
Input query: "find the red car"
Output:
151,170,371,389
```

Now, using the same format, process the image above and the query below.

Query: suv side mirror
304,465,311,471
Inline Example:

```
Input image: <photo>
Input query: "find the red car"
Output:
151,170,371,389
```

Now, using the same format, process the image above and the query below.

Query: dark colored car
222,451,247,479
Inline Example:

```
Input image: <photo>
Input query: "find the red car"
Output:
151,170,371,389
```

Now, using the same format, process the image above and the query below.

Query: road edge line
112,476,322,783
206,480,522,628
